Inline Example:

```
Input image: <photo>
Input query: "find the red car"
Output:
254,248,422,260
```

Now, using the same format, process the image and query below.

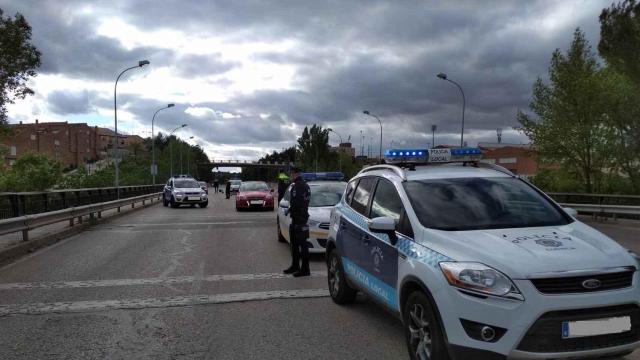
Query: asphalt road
0,194,638,359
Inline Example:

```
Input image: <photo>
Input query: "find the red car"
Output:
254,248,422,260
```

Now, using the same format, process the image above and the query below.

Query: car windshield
403,177,571,231
309,183,346,207
174,180,199,188
240,182,269,192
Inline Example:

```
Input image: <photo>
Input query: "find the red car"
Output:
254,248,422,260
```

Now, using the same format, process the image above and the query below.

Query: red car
235,181,275,211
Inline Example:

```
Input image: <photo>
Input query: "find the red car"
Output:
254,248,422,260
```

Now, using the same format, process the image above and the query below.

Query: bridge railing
0,192,162,242
0,185,165,220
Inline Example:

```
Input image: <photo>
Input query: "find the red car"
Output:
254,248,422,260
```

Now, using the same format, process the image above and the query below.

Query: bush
0,153,62,191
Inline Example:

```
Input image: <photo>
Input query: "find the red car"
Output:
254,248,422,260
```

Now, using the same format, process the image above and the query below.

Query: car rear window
403,177,571,231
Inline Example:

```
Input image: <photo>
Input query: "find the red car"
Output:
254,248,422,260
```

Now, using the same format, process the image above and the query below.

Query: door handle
362,235,371,246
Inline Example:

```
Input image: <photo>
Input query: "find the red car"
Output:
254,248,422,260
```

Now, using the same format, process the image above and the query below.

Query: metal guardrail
549,193,640,219
0,192,162,242
0,185,164,220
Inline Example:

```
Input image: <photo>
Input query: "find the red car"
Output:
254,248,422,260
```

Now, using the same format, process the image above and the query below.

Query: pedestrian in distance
283,167,311,277
225,180,231,199
213,179,219,194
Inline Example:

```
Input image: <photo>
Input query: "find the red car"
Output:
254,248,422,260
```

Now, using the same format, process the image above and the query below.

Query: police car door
278,185,292,241
338,177,375,271
361,177,402,310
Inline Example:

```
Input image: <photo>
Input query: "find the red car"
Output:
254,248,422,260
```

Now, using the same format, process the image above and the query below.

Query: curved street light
169,124,187,177
437,73,466,147
114,60,150,199
151,103,174,186
362,110,383,162
327,128,343,172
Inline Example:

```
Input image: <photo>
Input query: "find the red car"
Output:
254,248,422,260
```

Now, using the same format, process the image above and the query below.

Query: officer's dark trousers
289,224,309,271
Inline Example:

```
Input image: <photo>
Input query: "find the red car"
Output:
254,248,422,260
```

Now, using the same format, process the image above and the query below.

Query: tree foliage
599,0,640,84
0,153,62,191
0,9,41,125
518,29,616,193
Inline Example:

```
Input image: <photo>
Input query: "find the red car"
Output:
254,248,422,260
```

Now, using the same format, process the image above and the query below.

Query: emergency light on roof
302,172,345,181
384,147,483,164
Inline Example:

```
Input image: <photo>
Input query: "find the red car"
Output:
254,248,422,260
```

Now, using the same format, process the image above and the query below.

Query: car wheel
403,291,450,360
327,250,357,304
277,220,287,243
170,197,179,208
200,201,208,208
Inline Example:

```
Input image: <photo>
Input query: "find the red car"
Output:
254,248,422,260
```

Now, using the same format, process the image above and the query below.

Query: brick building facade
479,144,539,178
2,121,145,169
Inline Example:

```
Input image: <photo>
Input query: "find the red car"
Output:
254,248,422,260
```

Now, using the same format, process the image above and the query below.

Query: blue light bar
384,147,483,164
302,172,345,181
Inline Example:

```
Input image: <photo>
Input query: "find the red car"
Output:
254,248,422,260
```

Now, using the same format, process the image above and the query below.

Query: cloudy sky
1,0,608,160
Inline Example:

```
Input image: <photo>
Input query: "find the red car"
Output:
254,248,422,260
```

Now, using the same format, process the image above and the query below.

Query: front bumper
434,272,640,359
174,194,207,203
236,198,274,209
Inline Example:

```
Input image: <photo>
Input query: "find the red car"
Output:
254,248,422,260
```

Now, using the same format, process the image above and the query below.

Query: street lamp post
436,73,466,147
169,124,187,177
363,110,383,162
114,60,150,199
187,136,194,175
431,124,437,148
327,128,343,172
151,103,174,186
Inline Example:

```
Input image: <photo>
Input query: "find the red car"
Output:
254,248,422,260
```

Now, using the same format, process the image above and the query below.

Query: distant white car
277,181,347,253
229,179,241,194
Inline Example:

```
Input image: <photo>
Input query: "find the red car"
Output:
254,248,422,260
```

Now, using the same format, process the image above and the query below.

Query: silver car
163,177,208,208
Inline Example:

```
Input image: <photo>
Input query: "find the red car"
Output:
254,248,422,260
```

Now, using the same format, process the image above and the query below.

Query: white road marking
0,271,326,290
114,221,272,226
0,288,330,316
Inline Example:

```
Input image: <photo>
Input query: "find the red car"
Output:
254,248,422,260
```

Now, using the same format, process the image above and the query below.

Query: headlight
174,191,183,196
628,250,640,265
439,262,523,300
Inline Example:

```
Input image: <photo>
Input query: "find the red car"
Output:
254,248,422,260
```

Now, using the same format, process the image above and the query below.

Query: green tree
297,124,337,172
0,153,62,191
0,9,41,125
598,1,640,192
518,29,616,193
599,0,640,84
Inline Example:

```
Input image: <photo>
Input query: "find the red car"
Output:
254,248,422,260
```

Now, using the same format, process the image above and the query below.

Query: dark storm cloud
0,0,610,149
47,90,97,115
0,1,174,81
173,54,239,77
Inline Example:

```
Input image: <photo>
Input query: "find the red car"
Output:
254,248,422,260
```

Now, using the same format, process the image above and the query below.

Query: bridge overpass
202,160,293,169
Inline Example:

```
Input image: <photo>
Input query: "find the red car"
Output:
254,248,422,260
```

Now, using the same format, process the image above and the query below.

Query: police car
277,172,346,253
326,148,640,360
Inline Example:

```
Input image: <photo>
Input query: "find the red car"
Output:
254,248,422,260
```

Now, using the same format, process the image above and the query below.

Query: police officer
283,167,311,277
225,180,231,199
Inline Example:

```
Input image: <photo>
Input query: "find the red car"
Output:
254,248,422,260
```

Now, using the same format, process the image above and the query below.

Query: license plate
562,316,631,338
187,196,201,201
250,200,263,205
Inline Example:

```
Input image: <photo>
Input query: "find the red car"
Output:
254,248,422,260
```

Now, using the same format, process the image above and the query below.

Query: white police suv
326,147,640,360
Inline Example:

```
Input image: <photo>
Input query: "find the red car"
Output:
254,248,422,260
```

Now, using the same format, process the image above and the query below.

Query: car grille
530,270,635,294
516,304,640,353
185,192,201,196
318,222,330,230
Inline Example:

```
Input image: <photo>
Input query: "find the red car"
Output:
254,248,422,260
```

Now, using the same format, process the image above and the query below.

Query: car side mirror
270,189,274,193
166,186,172,191
368,217,398,246
563,207,578,218
280,200,290,208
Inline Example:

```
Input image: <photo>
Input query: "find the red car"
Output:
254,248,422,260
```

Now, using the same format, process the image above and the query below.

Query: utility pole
497,128,503,143
431,124,437,148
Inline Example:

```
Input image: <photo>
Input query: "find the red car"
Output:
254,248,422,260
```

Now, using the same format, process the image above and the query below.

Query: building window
499,157,517,164
10,146,16,156
30,134,36,140
52,129,59,134
54,140,60,146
